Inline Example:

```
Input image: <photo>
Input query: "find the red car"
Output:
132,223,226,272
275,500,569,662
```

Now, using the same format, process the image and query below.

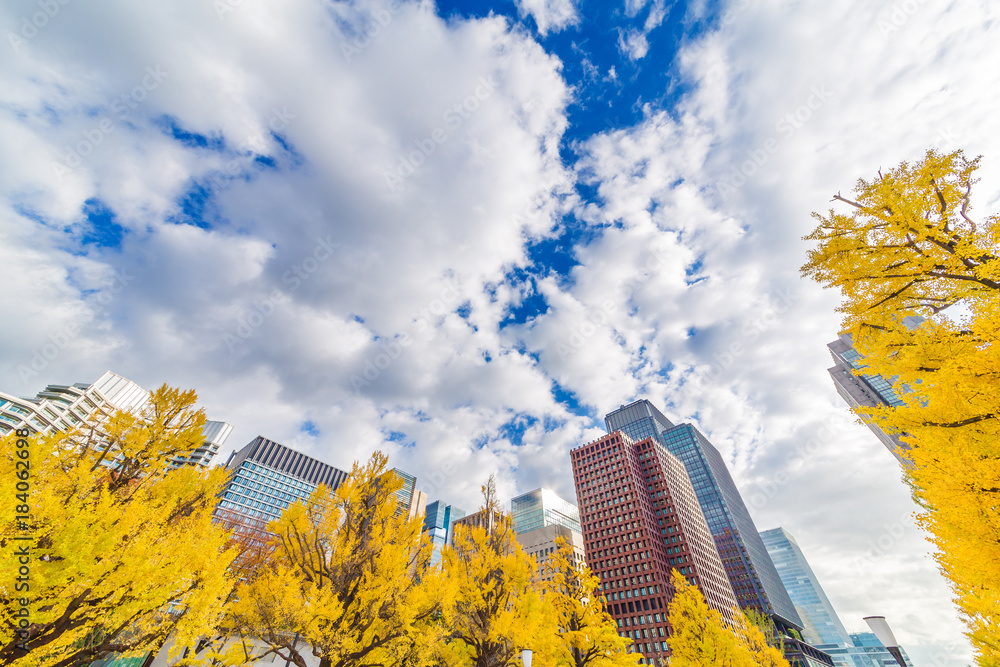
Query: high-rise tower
604,400,802,634
0,370,231,469
760,527,852,647
571,430,739,665
423,500,465,566
826,334,911,465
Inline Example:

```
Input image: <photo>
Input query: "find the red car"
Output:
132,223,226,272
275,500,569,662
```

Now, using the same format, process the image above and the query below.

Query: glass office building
423,500,465,566
761,527,852,647
605,400,803,633
216,436,349,525
392,468,428,518
815,633,914,667
825,320,922,466
511,487,582,535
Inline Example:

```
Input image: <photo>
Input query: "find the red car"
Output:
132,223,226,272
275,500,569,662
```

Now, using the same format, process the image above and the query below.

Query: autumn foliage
1,383,795,667
666,571,787,667
0,386,239,667
802,149,1000,665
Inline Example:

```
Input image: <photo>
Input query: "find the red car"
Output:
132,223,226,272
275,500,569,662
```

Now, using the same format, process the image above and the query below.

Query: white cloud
506,0,997,662
0,0,995,663
515,0,580,36
617,27,650,60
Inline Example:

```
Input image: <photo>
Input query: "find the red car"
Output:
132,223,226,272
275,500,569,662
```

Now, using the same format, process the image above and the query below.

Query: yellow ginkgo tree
801,148,1000,665
438,476,557,667
220,452,440,667
0,386,238,667
666,571,787,667
543,538,637,667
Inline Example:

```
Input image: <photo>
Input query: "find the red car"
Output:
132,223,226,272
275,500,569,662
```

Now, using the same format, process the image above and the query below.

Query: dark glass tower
826,333,911,465
605,400,803,633
423,500,465,566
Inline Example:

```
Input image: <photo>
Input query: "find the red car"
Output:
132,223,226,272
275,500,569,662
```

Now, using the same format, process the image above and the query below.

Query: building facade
758,527,914,667
216,436,349,526
571,430,740,665
604,400,802,634
848,632,913,667
760,527,852,647
511,488,586,575
0,370,232,469
392,468,428,519
511,487,582,534
423,500,465,566
826,334,911,464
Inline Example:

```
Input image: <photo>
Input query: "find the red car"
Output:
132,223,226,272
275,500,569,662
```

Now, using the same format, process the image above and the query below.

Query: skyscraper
216,436,349,525
760,527,852,647
571,430,739,665
605,400,802,634
511,488,586,575
393,468,429,519
423,500,465,566
0,370,231,469
826,334,911,465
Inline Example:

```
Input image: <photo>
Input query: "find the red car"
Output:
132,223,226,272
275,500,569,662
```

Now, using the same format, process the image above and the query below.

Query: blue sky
3,0,999,662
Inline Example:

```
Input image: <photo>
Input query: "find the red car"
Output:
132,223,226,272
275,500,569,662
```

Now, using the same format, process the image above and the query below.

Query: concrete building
0,370,232,469
571,430,739,665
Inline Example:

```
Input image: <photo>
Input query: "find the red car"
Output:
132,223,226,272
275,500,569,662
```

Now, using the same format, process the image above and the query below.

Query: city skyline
2,0,990,662
5,364,942,663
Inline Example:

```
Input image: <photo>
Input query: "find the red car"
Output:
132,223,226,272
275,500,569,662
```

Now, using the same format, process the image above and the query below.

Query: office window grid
570,430,739,665
511,488,582,535
604,402,803,633
217,459,320,523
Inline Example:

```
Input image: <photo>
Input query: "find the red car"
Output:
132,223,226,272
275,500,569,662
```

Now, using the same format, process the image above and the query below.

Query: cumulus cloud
617,27,650,60
0,0,994,663
515,0,580,36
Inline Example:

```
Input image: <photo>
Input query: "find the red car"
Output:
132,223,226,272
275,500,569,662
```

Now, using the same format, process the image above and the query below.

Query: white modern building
0,370,232,469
